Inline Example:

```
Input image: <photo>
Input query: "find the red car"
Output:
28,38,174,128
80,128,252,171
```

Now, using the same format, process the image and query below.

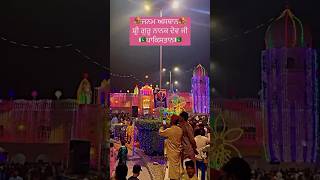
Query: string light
0,34,147,83
213,17,275,44
0,33,200,86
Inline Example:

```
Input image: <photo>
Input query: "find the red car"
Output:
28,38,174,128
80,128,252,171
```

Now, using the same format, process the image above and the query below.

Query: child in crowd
117,140,128,166
182,160,198,180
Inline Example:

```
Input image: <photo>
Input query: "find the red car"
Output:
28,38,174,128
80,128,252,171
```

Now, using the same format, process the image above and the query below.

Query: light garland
192,64,210,114
1,33,199,88
213,17,275,44
0,34,146,84
135,119,165,156
265,8,306,49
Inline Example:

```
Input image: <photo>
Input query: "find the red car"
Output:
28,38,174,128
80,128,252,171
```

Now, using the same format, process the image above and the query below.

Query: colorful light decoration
140,85,153,96
169,94,186,115
77,74,92,104
265,8,311,49
262,8,318,163
192,64,210,114
133,85,139,95
135,120,165,156
55,90,62,100
31,90,38,100
210,113,243,169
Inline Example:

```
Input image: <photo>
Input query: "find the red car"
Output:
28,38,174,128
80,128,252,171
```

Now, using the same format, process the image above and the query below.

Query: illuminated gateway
110,64,209,115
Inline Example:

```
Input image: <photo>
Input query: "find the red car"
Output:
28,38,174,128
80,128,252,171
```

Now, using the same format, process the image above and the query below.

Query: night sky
110,0,210,92
0,0,109,99
1,0,318,99
212,0,320,98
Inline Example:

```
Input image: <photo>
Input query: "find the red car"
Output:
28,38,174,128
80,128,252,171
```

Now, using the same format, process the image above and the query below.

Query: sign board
154,89,167,108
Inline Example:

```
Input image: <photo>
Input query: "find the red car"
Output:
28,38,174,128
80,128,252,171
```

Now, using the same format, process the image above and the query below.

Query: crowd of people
250,168,320,180
109,111,211,180
111,112,132,125
109,140,143,180
210,157,320,180
0,162,65,180
159,111,211,180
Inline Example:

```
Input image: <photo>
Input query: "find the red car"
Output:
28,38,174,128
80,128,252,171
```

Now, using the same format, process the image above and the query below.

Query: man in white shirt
9,171,23,180
194,128,209,180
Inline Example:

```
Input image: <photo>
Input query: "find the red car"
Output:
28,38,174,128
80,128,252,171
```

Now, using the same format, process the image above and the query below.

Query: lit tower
261,7,318,162
192,64,210,114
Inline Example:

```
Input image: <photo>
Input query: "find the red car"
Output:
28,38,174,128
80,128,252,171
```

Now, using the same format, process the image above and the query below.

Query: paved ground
113,141,166,180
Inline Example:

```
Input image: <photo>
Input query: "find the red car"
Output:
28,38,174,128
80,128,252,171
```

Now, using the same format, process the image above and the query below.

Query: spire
284,1,290,10
193,64,207,77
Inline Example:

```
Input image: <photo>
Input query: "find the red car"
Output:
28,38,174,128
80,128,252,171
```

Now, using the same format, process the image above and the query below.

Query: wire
0,33,200,85
213,17,275,44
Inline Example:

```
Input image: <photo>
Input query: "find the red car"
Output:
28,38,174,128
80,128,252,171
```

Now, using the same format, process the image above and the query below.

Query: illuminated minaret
192,64,210,114
262,8,318,162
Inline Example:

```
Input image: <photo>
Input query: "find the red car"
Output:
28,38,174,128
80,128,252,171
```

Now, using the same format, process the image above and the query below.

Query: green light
294,16,304,47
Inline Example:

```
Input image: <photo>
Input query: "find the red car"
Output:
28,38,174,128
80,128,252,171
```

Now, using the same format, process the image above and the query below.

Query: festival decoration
265,8,311,49
135,119,165,156
31,90,38,100
140,85,153,95
192,64,209,114
55,90,62,100
0,31,201,86
133,85,139,95
210,113,243,169
139,85,154,115
77,74,92,104
154,89,167,108
168,94,186,115
262,7,318,163
111,84,195,117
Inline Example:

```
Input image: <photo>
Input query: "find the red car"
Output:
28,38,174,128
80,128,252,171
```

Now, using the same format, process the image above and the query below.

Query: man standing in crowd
179,111,198,170
159,115,183,180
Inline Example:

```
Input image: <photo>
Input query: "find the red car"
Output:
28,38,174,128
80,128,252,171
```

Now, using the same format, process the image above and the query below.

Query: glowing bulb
174,81,178,85
162,68,166,72
166,81,170,85
172,1,179,9
144,4,151,11
174,67,179,72
145,75,149,79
